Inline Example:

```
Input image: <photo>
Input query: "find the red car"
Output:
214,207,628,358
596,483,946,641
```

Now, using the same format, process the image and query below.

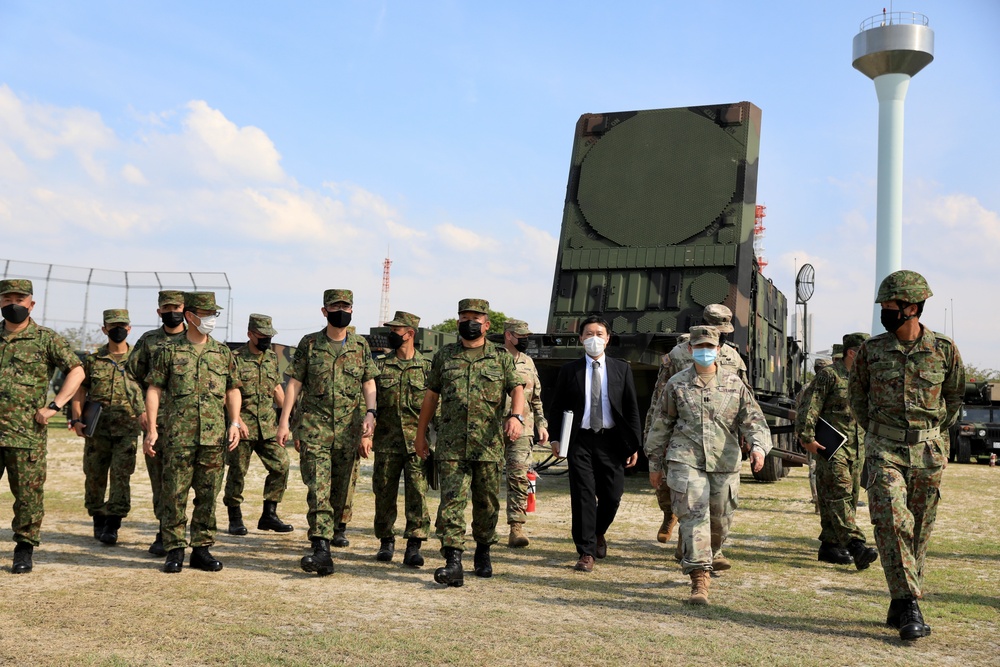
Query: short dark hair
579,315,610,335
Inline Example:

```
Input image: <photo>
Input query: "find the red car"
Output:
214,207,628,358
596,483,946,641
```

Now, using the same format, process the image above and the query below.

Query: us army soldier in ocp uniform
223,313,292,536
0,278,85,574
70,308,145,546
849,270,964,641
126,289,187,556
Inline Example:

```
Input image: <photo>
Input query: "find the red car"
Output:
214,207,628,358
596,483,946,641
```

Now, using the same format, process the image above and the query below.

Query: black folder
81,401,103,438
815,417,847,461
422,449,438,491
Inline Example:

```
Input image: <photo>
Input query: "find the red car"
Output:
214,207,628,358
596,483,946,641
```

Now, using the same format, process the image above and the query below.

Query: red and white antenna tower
378,249,392,326
754,204,768,272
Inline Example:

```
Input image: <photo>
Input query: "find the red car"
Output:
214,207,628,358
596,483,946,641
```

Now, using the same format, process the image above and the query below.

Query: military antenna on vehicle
796,263,815,378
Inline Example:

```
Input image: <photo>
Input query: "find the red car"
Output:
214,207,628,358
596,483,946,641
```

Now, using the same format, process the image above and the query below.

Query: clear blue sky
1,1,997,369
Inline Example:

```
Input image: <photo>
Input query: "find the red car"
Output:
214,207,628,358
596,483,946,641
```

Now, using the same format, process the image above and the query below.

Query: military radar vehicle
949,381,1000,463
527,101,804,481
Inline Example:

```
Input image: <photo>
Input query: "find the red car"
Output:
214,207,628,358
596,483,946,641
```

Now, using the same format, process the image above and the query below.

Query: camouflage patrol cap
688,325,720,346
158,290,185,307
385,311,420,330
677,333,690,344
458,298,489,314
876,270,933,303
323,289,353,306
814,358,832,372
0,279,32,296
248,313,277,336
831,344,843,359
103,309,130,325
184,291,222,311
842,332,870,350
504,319,532,336
702,304,734,333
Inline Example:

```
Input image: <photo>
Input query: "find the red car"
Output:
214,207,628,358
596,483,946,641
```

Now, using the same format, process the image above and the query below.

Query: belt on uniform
869,421,939,444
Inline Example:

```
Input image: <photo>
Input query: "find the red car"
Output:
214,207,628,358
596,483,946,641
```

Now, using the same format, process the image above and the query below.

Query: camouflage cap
385,311,420,330
876,270,933,303
158,290,185,307
103,309,130,325
323,289,353,306
702,304,734,333
814,358,832,372
458,298,489,314
248,313,277,336
504,319,532,336
688,325,720,346
831,343,844,359
184,291,222,311
677,333,690,344
0,279,32,296
842,332,870,350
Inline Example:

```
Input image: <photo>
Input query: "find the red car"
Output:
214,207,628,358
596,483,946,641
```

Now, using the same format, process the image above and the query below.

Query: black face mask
880,307,914,334
326,310,352,328
255,336,272,352
513,338,528,353
161,311,185,328
458,320,483,341
1,304,30,324
108,326,129,343
386,331,406,350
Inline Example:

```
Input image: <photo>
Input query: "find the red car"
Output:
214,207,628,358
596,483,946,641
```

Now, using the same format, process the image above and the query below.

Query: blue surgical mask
692,348,718,367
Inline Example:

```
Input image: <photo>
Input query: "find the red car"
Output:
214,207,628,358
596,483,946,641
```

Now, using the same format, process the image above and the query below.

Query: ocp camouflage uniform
80,343,144,519
849,326,963,600
224,343,289,507
645,363,771,574
796,359,867,547
0,319,81,546
504,349,546,525
372,350,432,540
427,342,523,551
146,336,240,551
288,330,378,540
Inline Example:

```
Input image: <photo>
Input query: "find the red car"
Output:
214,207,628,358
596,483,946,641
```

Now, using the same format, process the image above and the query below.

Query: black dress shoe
846,539,878,571
595,535,608,559
818,541,853,565
163,548,184,573
190,546,223,572
148,532,166,557
12,543,33,574
376,537,395,562
403,538,424,567
473,543,492,578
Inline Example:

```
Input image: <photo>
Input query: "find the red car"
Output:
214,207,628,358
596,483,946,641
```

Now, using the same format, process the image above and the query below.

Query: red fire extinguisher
526,469,537,513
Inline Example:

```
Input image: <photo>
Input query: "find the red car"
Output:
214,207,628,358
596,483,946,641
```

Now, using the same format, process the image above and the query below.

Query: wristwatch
48,401,62,412
509,414,524,424
366,408,378,419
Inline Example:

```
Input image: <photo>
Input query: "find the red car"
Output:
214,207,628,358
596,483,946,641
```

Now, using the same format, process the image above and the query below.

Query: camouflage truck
528,101,804,482
949,381,1000,464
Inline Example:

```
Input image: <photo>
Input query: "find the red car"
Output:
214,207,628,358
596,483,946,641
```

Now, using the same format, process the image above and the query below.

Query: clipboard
815,417,847,461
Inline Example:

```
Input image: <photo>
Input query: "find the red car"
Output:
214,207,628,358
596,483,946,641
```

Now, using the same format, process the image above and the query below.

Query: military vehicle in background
526,101,804,482
949,381,1000,463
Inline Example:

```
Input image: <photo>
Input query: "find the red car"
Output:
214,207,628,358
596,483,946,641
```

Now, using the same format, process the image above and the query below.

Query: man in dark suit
548,315,642,572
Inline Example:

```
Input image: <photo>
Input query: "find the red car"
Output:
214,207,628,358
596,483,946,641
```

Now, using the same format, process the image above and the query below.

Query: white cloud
435,222,495,251
121,163,147,185
182,100,284,183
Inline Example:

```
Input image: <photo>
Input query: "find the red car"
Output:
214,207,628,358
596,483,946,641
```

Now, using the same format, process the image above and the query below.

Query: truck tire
956,436,972,464
752,453,784,483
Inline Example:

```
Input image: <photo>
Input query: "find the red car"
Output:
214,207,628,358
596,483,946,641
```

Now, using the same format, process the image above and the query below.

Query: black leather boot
332,523,349,548
93,515,106,540
403,538,424,567
148,532,166,557
846,539,878,571
818,541,853,565
163,547,184,573
100,516,122,545
190,546,223,572
376,537,395,562
257,500,294,532
12,543,33,574
474,543,493,578
887,597,931,639
227,505,248,536
434,547,464,587
300,538,334,576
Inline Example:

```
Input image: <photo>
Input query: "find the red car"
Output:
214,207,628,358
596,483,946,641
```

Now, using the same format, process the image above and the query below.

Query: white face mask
583,336,606,358
195,315,217,336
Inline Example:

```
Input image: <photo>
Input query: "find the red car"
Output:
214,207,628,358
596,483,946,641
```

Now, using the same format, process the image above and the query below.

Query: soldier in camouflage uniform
414,298,525,587
645,325,771,605
223,314,292,536
69,309,144,546
126,289,186,557
797,333,878,569
277,289,378,576
0,279,85,574
501,319,548,548
849,270,964,641
371,311,431,566
798,357,833,515
144,292,242,573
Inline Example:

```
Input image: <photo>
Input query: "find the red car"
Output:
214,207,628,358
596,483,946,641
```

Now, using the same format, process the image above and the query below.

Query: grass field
0,429,997,666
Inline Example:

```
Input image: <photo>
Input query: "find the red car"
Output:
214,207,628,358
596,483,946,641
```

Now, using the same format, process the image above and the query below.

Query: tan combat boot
688,569,710,605
657,514,678,544
508,522,529,548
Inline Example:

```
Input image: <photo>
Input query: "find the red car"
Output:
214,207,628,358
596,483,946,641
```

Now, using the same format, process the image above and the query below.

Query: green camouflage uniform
372,347,432,540
796,358,867,547
79,340,144,519
504,347,546,525
849,326,963,599
224,343,289,507
0,318,81,546
646,350,771,575
146,333,240,552
427,340,523,552
288,329,378,540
